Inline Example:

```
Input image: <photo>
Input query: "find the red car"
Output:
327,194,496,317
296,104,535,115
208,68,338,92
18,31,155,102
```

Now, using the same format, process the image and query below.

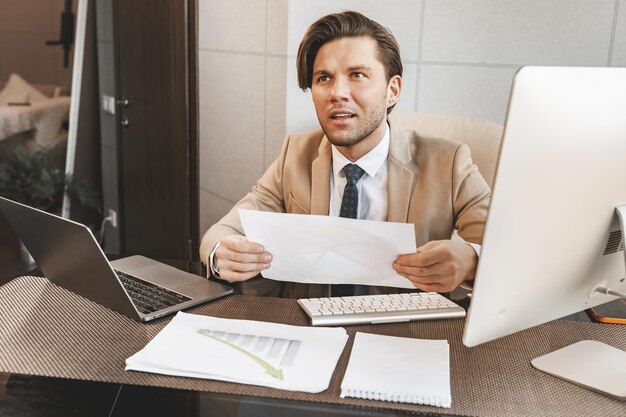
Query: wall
197,0,289,238
0,0,75,86
198,0,626,238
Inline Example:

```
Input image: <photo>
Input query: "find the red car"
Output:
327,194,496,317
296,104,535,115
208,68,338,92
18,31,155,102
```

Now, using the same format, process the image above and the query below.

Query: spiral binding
341,387,450,407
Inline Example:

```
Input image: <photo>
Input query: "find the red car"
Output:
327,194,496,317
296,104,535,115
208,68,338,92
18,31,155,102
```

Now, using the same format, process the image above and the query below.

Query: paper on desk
239,209,416,288
341,332,451,407
125,312,349,393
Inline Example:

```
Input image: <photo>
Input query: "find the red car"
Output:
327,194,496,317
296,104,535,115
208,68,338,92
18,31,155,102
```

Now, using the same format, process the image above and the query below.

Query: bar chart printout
126,312,349,393
197,329,303,380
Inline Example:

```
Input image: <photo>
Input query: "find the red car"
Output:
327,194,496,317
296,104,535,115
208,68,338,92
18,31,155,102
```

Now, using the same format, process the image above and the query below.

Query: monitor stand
531,340,626,400
531,205,626,401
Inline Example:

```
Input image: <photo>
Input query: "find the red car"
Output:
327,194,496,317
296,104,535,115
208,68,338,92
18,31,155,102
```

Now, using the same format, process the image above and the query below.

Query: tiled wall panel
264,56,288,168
395,63,419,113
421,0,615,66
199,51,266,203
285,56,317,134
199,189,237,244
199,0,267,53
267,0,289,55
418,64,517,123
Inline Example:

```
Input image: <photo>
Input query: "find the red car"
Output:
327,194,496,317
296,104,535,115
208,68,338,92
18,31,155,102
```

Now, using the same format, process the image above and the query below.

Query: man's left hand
393,240,477,292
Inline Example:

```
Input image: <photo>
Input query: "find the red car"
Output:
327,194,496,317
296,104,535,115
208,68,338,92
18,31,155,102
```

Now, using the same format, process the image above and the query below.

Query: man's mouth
330,113,355,120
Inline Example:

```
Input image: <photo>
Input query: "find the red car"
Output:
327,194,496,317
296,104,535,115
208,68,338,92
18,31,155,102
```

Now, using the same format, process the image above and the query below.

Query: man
200,11,490,299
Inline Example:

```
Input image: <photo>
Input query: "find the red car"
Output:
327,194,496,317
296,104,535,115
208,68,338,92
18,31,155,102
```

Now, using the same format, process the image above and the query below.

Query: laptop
0,197,233,321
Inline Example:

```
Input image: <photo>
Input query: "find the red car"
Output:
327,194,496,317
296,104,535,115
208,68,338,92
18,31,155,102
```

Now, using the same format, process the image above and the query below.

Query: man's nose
330,77,350,101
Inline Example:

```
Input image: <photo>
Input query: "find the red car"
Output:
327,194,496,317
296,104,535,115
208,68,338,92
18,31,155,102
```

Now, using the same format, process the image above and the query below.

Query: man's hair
296,11,403,108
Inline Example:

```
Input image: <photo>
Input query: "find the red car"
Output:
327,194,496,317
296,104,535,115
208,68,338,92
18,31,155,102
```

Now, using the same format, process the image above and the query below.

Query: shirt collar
331,123,390,179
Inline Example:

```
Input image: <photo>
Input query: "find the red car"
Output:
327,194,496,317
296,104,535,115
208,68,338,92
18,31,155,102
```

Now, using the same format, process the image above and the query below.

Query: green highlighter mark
197,329,284,380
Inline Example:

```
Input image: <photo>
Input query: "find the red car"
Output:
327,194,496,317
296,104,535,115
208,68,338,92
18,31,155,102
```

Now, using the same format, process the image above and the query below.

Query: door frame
187,0,199,261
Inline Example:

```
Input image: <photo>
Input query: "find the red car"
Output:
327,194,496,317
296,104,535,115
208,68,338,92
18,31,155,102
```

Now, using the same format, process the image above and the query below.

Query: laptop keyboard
116,270,191,314
297,292,466,326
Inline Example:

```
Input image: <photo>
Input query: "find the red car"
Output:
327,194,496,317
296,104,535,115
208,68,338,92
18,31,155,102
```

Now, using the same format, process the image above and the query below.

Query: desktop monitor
462,66,626,398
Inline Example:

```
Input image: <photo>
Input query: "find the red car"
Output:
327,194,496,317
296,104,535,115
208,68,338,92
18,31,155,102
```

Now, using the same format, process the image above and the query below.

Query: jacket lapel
387,121,416,223
309,123,415,219
310,137,331,215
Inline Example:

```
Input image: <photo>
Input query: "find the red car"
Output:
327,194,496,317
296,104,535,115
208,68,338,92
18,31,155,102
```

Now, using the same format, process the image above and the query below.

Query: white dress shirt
329,124,390,221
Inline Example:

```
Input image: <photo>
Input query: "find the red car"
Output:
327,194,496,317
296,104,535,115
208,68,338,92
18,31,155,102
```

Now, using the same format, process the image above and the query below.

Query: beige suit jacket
201,120,491,298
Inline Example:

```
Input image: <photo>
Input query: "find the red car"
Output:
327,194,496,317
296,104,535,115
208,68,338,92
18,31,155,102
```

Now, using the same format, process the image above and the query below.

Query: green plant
0,144,100,213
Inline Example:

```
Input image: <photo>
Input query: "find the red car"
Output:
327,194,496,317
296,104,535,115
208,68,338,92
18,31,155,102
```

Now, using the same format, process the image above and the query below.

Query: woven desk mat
1,276,625,417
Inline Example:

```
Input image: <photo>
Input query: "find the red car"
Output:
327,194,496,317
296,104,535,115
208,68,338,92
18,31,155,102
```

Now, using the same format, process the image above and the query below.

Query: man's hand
214,235,272,282
393,240,477,292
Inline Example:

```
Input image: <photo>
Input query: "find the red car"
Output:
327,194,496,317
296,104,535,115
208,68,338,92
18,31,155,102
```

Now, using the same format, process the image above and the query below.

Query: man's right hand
214,235,272,282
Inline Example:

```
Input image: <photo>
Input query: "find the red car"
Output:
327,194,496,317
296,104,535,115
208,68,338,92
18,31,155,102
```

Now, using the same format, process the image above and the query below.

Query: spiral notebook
340,332,451,408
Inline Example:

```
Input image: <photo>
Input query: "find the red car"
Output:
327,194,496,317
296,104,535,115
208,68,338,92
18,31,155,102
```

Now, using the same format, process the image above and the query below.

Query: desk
1,276,625,417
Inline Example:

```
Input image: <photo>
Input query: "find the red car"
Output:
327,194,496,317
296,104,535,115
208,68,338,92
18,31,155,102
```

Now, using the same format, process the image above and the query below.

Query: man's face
311,36,401,159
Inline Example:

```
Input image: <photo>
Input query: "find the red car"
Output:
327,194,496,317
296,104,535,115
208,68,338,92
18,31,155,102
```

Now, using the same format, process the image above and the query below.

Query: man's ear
386,75,402,107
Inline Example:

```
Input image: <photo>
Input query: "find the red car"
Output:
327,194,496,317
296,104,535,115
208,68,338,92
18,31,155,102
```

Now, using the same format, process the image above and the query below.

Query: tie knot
342,164,365,185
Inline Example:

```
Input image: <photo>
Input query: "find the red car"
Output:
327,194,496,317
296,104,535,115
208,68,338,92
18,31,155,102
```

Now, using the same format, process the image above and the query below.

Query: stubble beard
319,101,388,148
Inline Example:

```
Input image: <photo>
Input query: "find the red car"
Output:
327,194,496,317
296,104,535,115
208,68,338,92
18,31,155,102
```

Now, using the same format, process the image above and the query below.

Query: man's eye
352,72,365,79
317,75,330,83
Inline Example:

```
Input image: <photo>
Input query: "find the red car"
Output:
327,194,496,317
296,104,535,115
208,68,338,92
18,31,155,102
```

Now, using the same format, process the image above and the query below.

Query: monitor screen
463,66,626,348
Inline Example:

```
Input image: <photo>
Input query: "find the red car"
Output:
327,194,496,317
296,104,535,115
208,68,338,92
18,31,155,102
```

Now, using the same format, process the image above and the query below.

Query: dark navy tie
339,164,366,219
333,164,367,297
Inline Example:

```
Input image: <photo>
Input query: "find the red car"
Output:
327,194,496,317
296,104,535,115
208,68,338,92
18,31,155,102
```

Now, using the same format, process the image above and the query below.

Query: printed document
126,312,349,393
239,209,416,288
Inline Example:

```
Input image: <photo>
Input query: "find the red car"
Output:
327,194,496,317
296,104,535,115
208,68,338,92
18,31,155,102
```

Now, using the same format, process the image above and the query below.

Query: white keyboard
297,292,466,326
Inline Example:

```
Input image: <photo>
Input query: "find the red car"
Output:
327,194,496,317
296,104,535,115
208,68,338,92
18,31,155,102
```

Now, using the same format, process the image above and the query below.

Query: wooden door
114,0,198,260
